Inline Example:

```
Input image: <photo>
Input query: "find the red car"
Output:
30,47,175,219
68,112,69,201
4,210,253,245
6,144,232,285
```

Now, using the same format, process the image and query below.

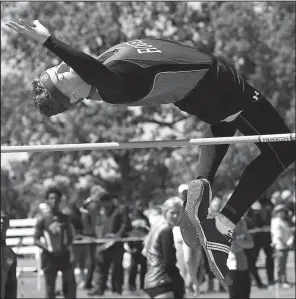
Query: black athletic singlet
44,37,212,104
44,36,251,124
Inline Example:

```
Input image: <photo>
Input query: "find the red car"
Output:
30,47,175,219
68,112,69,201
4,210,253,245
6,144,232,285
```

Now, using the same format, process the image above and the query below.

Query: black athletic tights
196,93,296,225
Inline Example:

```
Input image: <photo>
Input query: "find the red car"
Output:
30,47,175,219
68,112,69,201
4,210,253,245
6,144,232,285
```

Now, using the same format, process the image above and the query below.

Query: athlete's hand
5,19,50,44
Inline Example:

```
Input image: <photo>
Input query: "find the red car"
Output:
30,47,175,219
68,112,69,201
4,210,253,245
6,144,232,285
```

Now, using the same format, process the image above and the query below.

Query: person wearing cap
1,209,17,299
271,203,294,288
5,19,296,288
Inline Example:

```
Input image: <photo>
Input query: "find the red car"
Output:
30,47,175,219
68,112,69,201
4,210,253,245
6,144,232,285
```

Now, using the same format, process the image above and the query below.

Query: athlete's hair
27,79,68,116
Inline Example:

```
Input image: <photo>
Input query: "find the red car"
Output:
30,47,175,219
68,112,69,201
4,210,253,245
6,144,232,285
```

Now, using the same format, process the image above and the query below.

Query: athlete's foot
194,216,234,290
180,178,211,248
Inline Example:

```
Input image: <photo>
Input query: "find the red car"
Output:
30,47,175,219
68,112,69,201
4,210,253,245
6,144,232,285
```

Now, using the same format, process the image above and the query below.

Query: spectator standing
64,201,86,286
111,201,130,293
183,241,203,296
271,204,294,288
33,186,76,299
227,217,254,299
178,183,203,296
245,197,275,288
89,192,131,296
172,226,187,283
126,200,150,292
143,197,185,299
80,192,101,290
205,196,225,292
1,209,17,299
173,224,203,296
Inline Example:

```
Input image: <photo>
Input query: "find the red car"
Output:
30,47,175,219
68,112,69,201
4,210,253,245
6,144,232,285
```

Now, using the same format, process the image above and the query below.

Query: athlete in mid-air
5,19,295,289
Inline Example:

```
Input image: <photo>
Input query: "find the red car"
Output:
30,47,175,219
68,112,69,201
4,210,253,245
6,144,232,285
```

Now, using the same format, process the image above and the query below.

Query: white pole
1,133,295,153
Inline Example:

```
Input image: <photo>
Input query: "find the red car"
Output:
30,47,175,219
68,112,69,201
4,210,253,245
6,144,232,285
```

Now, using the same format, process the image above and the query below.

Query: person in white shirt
271,204,294,288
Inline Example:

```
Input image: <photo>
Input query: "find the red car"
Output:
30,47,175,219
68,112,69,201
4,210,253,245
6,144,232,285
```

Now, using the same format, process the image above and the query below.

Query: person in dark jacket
89,192,131,296
1,209,17,299
111,202,130,293
6,19,296,288
143,197,185,299
245,197,275,288
126,200,150,291
227,217,254,299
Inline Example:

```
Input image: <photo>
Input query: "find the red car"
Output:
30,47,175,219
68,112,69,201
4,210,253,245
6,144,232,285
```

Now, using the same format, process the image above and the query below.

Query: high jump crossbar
1,133,295,153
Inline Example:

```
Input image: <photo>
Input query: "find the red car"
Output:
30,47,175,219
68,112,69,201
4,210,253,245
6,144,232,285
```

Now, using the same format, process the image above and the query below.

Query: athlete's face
46,63,91,104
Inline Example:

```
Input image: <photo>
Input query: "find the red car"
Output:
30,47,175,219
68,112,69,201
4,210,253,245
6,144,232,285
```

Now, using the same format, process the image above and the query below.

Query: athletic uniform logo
41,73,49,82
125,40,162,54
253,91,260,101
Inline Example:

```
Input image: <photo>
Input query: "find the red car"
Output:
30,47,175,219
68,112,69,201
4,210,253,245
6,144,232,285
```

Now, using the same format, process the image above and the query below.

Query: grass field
17,253,295,298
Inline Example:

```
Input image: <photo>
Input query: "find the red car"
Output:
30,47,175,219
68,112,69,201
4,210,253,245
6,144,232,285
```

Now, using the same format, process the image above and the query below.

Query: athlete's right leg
180,122,236,249
219,96,296,225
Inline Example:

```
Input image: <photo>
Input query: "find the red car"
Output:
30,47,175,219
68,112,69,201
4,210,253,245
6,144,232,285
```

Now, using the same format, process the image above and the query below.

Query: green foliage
1,2,294,216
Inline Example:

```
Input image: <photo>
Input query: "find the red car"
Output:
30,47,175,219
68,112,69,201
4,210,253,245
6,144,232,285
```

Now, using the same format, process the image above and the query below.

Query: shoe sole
180,179,230,290
180,179,210,248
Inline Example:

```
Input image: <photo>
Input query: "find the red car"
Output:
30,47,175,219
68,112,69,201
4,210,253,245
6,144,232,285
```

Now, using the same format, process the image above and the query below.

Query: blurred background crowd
1,182,295,298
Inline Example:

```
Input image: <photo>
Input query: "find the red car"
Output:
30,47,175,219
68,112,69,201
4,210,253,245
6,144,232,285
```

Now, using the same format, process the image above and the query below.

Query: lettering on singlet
125,40,162,54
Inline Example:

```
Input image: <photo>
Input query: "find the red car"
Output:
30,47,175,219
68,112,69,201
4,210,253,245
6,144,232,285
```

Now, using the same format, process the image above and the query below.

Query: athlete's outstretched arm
5,19,127,98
